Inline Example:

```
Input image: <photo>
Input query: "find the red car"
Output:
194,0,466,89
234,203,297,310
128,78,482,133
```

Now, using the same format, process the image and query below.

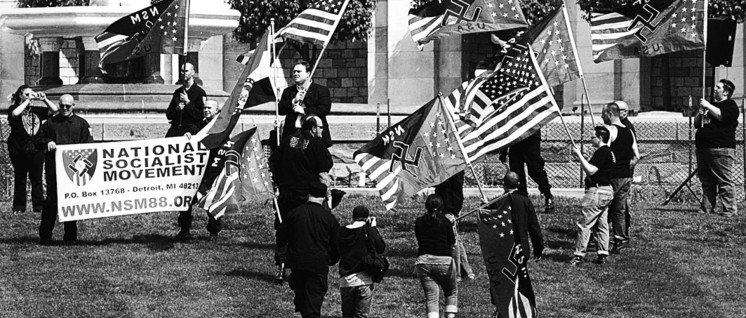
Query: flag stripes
202,165,239,218
408,15,444,47
354,153,401,210
590,13,636,55
277,0,350,46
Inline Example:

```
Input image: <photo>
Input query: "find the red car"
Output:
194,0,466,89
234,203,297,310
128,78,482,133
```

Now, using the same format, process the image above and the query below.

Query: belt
587,183,611,188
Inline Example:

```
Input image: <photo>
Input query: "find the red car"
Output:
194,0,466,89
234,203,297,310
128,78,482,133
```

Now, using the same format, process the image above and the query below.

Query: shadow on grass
239,241,275,250
224,268,276,283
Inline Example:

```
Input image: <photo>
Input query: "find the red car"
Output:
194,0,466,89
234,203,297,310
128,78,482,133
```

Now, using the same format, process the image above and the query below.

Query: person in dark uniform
602,103,639,254
36,94,94,245
615,101,636,136
499,131,555,212
6,85,58,213
270,114,333,284
501,171,544,261
280,182,340,318
166,62,206,138
278,60,333,147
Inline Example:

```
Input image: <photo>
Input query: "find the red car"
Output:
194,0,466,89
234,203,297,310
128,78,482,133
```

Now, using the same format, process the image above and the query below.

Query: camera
29,92,43,100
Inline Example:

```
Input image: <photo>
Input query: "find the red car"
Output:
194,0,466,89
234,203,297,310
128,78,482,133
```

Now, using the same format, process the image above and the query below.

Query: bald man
501,171,544,261
36,94,94,245
166,62,206,137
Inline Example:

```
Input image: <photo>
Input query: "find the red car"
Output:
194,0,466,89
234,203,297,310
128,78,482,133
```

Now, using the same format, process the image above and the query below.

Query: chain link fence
2,116,746,207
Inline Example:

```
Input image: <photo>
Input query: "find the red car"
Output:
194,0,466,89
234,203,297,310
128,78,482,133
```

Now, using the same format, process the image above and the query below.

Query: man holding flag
279,61,333,148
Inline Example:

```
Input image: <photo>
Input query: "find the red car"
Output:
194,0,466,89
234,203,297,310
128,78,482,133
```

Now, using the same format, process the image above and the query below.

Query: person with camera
280,182,340,318
6,85,58,213
415,194,458,318
337,205,386,318
695,79,739,217
36,94,93,245
570,126,615,266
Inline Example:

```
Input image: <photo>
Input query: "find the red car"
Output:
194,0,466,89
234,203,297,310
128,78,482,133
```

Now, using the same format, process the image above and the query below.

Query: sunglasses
60,104,74,109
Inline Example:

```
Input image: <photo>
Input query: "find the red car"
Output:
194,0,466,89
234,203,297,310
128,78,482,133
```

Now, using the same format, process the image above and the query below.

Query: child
570,126,616,265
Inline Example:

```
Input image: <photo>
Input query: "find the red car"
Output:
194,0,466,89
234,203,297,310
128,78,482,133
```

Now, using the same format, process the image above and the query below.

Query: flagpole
561,3,596,127
182,0,190,69
307,0,351,81
701,0,709,103
270,19,281,148
438,94,489,203
455,192,509,221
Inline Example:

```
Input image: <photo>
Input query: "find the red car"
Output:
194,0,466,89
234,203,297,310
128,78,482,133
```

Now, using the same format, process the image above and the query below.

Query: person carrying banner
280,182,340,318
415,194,458,318
270,114,334,284
278,60,332,148
502,171,544,261
499,130,555,212
337,205,385,318
602,103,639,254
570,126,615,265
433,172,475,282
36,94,94,245
6,85,58,213
165,62,206,138
695,79,739,217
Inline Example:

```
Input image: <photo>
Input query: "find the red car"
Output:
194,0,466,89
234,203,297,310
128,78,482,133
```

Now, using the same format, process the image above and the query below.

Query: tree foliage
17,0,88,7
576,0,746,22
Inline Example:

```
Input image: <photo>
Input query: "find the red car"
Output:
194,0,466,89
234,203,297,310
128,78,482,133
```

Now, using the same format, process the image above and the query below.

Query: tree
229,0,376,61
576,0,746,22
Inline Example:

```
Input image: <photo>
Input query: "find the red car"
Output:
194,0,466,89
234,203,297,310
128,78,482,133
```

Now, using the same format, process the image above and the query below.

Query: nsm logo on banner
62,149,98,186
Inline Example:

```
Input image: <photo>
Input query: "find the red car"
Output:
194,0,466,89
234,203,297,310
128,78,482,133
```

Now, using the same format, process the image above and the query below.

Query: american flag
354,97,467,211
455,39,560,162
408,0,528,49
458,70,528,127
590,0,706,63
477,193,537,318
530,5,583,87
95,0,186,69
276,0,351,46
197,129,258,219
238,129,276,203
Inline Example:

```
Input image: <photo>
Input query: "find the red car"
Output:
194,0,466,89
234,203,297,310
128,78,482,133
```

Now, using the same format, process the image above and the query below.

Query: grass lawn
0,194,744,317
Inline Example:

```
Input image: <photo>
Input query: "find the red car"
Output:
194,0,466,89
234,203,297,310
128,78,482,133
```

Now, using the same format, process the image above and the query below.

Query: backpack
360,225,389,283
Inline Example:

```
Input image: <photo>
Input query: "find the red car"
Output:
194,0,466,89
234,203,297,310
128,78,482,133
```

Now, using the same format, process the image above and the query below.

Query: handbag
361,225,389,283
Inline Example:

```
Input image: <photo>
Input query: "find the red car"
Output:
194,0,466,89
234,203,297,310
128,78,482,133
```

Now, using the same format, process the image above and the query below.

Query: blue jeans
340,284,374,318
416,256,458,317
696,148,737,215
575,186,613,257
610,177,632,242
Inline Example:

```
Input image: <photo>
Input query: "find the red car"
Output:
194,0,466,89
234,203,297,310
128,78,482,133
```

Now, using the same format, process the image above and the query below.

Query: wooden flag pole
580,77,597,127
438,93,489,203
560,2,596,127
270,20,282,147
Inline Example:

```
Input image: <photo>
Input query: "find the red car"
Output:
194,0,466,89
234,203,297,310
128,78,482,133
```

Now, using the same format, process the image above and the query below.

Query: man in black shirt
499,131,555,213
270,115,333,283
615,100,636,135
280,182,340,318
695,79,739,217
166,62,206,137
501,172,544,261
36,94,94,245
602,103,639,254
278,60,333,147
570,126,615,265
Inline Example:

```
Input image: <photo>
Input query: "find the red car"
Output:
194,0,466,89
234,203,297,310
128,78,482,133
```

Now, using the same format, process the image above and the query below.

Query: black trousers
177,200,222,234
288,270,328,318
508,134,553,198
9,148,45,212
39,158,76,242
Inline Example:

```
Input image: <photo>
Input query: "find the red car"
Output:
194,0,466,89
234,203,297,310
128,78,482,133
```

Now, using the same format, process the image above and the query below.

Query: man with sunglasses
166,62,206,138
36,94,94,245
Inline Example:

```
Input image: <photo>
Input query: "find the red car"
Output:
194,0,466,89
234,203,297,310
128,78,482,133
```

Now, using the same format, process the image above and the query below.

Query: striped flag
197,128,268,219
354,97,467,211
238,128,276,203
455,39,560,162
530,5,583,87
276,0,351,46
408,0,528,50
458,70,528,127
95,0,186,69
590,0,707,63
478,193,537,318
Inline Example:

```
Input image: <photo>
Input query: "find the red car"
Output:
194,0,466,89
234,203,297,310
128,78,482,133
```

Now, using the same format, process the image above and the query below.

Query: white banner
55,137,209,221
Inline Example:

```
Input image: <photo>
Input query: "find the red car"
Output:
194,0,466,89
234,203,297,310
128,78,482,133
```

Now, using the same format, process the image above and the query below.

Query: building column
38,37,63,86
143,53,164,84
79,37,104,84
